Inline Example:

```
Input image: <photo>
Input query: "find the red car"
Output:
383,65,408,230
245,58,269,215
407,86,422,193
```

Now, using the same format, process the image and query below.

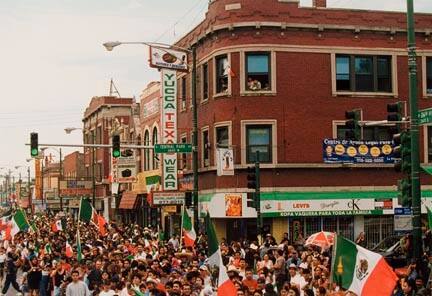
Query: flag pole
330,233,337,287
179,204,184,251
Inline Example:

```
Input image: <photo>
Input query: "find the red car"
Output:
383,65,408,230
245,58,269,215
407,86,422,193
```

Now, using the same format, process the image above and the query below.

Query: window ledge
214,92,231,99
241,91,276,96
201,99,209,105
333,91,396,98
424,94,432,98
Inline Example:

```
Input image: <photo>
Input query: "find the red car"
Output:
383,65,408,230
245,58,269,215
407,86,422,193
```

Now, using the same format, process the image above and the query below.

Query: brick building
63,151,86,180
82,96,135,216
167,0,432,246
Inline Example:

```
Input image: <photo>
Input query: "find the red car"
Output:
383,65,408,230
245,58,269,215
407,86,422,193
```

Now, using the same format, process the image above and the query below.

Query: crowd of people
0,211,430,296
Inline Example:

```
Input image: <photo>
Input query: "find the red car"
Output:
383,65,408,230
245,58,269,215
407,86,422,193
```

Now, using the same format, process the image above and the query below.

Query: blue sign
323,139,394,164
394,207,412,215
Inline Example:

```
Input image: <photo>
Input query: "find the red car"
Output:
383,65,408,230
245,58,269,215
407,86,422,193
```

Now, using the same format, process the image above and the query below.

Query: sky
0,0,431,179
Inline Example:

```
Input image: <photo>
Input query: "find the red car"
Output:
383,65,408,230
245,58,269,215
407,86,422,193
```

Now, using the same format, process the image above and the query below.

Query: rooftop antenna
109,78,122,98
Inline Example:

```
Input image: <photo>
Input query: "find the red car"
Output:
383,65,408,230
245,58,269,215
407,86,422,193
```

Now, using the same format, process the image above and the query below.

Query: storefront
200,189,432,247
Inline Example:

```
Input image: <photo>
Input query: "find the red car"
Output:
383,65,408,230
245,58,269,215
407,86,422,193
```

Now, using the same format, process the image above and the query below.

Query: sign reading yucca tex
161,69,178,191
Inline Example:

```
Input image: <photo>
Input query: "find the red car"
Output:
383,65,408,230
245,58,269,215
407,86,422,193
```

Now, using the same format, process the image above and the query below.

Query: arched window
144,130,150,171
136,135,142,173
152,127,159,169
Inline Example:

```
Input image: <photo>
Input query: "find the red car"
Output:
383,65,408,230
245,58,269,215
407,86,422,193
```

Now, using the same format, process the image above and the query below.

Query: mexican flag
182,208,196,247
79,198,98,224
65,241,73,258
76,228,82,262
51,219,65,232
10,209,29,237
331,235,397,296
206,213,236,296
427,206,432,229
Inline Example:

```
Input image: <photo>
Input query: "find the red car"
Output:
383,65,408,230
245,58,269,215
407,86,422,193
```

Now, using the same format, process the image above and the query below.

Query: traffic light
393,131,411,173
247,166,257,190
30,133,38,157
387,102,403,122
345,110,361,140
246,192,256,208
397,179,412,207
185,192,192,207
112,135,121,158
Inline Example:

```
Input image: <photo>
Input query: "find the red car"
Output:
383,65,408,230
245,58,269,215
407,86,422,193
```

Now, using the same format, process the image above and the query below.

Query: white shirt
290,273,308,296
99,290,116,296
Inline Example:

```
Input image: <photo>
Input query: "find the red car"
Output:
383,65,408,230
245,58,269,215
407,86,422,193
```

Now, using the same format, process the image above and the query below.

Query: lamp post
103,41,200,231
65,127,96,207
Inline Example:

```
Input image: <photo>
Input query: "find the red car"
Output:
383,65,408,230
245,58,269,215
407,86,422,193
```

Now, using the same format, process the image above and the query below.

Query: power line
153,0,205,43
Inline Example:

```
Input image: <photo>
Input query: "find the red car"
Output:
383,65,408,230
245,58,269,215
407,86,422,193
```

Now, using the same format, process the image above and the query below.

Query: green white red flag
206,212,237,296
331,235,397,296
65,241,73,258
51,219,65,232
79,198,107,235
182,208,196,247
10,209,29,237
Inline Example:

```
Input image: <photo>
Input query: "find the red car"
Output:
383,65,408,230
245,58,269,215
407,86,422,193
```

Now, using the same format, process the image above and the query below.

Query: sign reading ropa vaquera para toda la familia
161,69,178,190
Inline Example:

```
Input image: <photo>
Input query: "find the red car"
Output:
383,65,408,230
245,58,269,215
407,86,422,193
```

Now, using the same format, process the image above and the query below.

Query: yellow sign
132,170,161,194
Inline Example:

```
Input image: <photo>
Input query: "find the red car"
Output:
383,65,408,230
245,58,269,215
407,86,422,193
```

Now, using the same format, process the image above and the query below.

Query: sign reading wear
323,138,394,164
152,192,185,205
394,207,413,232
149,46,188,71
155,143,192,154
161,69,178,190
418,108,432,125
216,148,234,176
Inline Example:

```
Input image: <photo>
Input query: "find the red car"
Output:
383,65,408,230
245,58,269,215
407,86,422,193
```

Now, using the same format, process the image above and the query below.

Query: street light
104,40,199,231
65,127,96,207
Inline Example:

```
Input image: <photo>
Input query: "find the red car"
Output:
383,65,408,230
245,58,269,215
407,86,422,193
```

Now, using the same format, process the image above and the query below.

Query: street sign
394,207,413,232
418,108,432,125
152,192,185,205
155,143,192,154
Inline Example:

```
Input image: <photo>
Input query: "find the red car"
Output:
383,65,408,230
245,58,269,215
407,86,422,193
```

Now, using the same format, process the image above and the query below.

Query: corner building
172,0,432,246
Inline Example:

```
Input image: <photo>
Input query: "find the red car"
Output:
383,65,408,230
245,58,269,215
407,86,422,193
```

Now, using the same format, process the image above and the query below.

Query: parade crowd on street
0,205,430,296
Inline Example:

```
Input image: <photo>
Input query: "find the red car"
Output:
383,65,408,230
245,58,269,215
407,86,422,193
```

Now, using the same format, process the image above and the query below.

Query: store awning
119,192,138,209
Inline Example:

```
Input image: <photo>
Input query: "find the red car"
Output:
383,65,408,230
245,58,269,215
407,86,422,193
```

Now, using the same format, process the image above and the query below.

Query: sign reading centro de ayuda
323,138,395,164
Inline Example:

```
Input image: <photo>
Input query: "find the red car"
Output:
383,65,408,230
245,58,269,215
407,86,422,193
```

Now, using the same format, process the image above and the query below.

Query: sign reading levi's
161,69,178,190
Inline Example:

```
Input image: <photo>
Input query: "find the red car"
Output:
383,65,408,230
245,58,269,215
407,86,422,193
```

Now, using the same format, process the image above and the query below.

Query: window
180,135,187,169
144,130,150,171
246,52,271,91
216,55,228,94
337,125,393,141
216,126,229,148
96,126,102,144
152,127,159,169
246,125,272,163
202,129,210,167
427,57,432,94
202,63,209,100
336,54,392,92
181,77,186,110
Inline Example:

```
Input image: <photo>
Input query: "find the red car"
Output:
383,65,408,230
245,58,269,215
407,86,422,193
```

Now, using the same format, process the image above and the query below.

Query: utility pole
92,132,96,207
58,148,63,211
255,151,262,241
191,46,199,232
406,0,422,259
27,166,32,215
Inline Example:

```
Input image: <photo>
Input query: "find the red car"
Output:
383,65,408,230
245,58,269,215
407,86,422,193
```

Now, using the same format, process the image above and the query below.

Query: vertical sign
35,159,41,199
216,148,234,176
161,69,178,190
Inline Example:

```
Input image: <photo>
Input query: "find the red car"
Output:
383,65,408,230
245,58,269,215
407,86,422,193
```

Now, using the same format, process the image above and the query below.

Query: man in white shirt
288,264,307,296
